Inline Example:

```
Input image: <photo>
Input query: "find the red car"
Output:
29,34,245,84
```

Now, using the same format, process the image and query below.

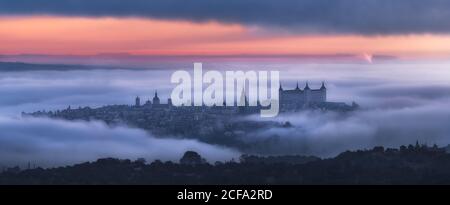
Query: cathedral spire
279,83,283,91
239,88,248,106
295,81,300,90
153,90,160,105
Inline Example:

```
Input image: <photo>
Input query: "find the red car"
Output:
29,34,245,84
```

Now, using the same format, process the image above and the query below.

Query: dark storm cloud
1,0,450,34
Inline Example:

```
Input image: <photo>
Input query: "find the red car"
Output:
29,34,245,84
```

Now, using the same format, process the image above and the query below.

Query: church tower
135,96,141,107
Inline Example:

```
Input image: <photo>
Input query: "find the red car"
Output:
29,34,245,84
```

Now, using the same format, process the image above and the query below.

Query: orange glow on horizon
1,16,450,59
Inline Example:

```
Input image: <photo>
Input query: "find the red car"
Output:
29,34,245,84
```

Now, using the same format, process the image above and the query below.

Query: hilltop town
23,82,358,147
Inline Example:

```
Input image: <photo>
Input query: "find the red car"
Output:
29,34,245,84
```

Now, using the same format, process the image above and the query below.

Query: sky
1,0,450,60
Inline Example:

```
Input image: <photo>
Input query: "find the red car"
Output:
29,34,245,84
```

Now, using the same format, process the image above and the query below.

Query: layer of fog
244,100,450,157
2,62,450,115
0,116,239,168
0,62,449,165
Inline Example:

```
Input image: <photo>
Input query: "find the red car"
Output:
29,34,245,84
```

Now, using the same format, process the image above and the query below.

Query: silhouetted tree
179,151,206,165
